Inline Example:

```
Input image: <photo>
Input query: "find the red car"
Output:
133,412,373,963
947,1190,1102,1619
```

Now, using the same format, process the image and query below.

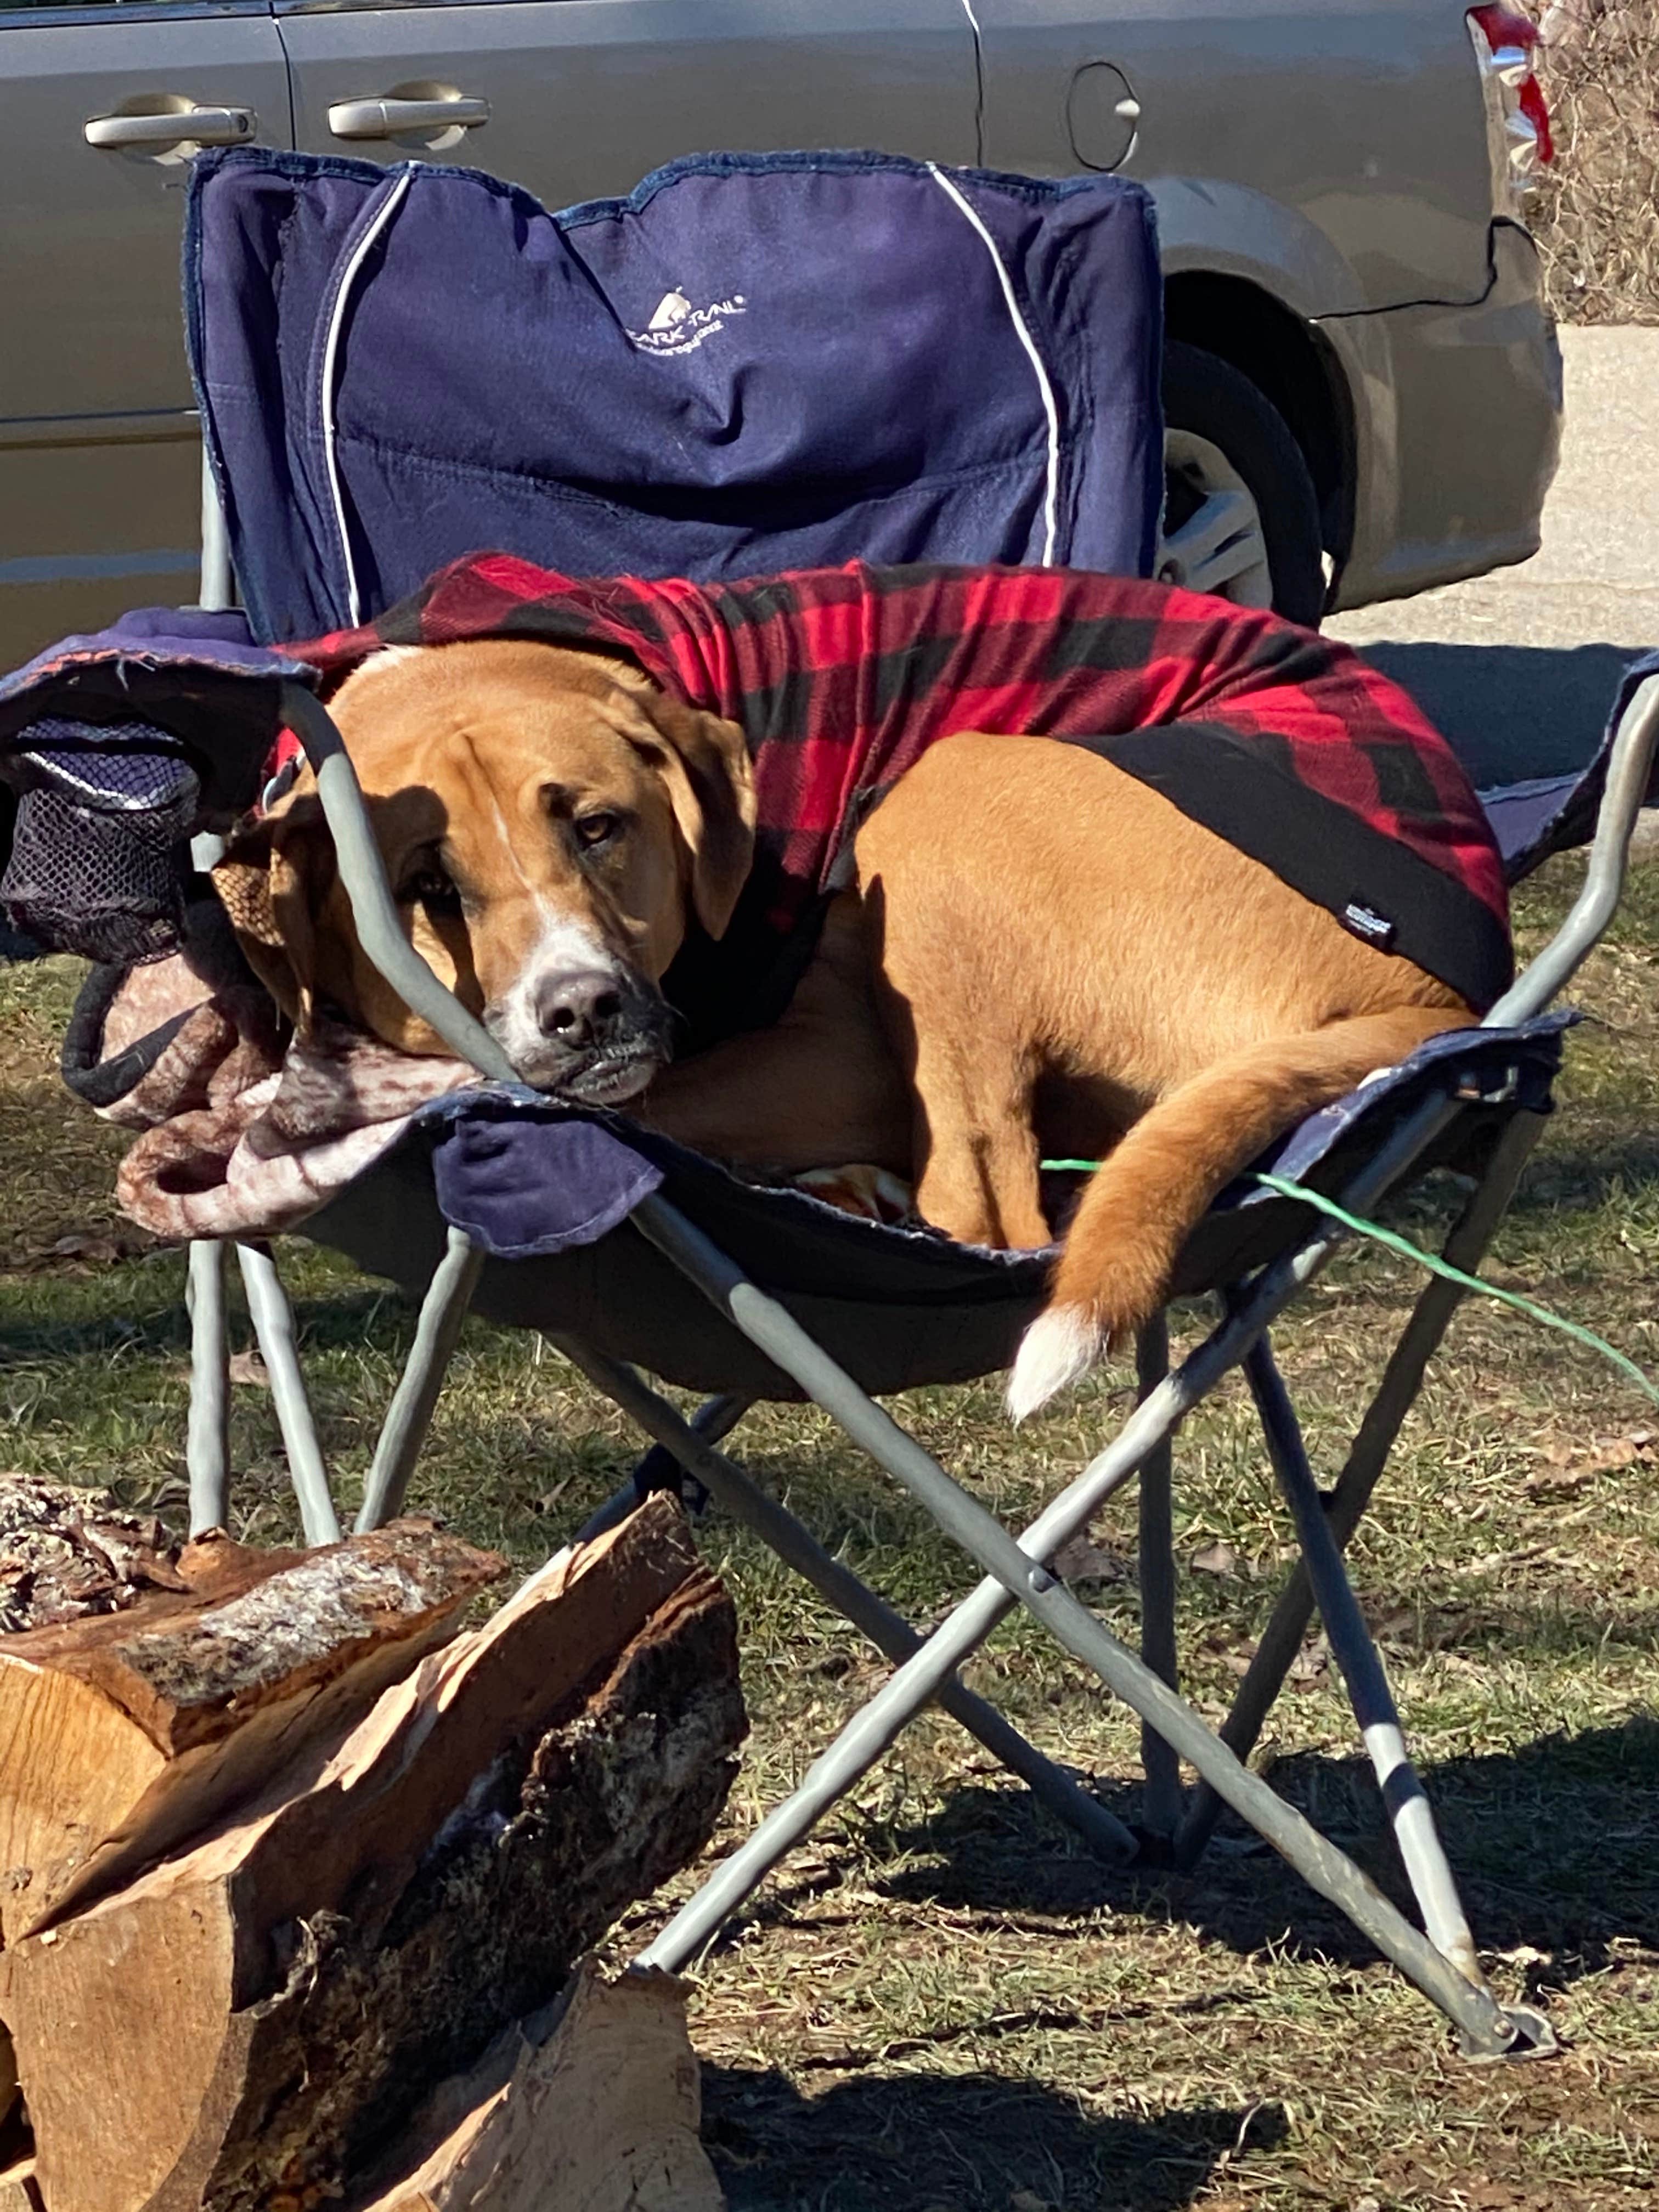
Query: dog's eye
402,865,461,916
574,811,619,850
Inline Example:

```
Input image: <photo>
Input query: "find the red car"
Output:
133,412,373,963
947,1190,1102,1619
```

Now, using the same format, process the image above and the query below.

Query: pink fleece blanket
93,953,479,1240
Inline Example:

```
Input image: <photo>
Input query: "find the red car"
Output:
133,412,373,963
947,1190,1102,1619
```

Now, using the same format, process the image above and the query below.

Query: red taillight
1519,75,1555,167
1467,3,1556,210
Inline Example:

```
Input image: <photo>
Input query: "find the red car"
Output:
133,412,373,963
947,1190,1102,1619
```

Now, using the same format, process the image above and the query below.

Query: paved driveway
1329,326,1659,791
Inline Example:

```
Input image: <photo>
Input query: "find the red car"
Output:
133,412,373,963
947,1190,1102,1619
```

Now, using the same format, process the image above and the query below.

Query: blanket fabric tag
1341,900,1396,950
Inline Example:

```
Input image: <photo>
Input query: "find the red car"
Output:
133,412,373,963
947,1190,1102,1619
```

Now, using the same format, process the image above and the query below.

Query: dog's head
215,639,755,1103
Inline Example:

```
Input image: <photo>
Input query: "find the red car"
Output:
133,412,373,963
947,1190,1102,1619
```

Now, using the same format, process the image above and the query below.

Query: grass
5,853,1659,2205
1534,0,1659,325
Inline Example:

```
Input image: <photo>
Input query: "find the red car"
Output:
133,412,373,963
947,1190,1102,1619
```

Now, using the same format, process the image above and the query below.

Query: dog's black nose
534,970,624,1049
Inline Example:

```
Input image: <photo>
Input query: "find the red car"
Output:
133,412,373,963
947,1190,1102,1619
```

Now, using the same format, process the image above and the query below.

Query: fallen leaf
1052,1532,1128,1586
1009,2194,1054,2212
1523,1464,1595,1500
1288,1636,1329,1683
1589,1433,1647,1470
1191,1540,1238,1576
48,1232,120,1266
228,1350,269,1387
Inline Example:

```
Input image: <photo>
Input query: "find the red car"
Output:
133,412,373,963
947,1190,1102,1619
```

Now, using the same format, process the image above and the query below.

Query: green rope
1251,1171,1659,1407
1038,1156,1659,1409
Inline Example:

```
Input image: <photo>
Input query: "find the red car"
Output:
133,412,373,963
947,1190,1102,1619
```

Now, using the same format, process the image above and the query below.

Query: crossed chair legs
177,1080,1551,2058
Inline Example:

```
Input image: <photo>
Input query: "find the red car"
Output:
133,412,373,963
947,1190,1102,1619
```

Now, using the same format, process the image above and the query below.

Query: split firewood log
2,1495,744,2212
0,1514,505,1941
348,1961,723,2212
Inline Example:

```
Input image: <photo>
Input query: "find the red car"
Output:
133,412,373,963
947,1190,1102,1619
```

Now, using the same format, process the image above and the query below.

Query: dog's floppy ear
626,690,756,939
211,793,338,1030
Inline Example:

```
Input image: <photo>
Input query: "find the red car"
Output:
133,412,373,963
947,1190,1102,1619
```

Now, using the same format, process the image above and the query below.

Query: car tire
1158,340,1327,628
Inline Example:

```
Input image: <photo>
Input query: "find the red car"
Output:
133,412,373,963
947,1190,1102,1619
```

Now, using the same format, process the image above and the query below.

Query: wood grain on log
348,1962,723,2212
0,1521,504,1941
3,1496,744,2212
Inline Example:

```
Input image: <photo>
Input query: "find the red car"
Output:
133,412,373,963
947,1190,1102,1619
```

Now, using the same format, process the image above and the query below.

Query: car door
277,0,979,217
0,0,292,667
971,0,1497,314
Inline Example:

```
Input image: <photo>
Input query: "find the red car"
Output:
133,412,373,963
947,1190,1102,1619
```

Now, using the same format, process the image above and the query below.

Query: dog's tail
1005,1005,1468,1421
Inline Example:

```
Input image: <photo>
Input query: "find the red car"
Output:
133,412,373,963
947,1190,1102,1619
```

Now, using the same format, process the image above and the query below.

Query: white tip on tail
1006,1305,1101,1423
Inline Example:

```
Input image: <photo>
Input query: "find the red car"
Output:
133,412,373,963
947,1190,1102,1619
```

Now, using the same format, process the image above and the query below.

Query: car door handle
84,105,257,150
328,95,491,140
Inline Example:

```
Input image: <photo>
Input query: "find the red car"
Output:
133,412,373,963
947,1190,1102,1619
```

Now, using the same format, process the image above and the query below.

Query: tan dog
217,640,1471,1417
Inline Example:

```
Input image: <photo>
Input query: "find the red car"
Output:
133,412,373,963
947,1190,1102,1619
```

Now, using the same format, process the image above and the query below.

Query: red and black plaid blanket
292,556,1512,1039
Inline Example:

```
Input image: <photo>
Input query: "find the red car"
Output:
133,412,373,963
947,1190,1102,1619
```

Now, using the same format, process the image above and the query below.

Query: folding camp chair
3,145,1655,2064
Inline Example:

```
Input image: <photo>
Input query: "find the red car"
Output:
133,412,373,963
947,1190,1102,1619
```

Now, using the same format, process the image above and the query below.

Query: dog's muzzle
490,966,674,1104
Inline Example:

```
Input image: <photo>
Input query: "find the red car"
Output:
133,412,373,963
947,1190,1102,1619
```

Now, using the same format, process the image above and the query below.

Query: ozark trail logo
627,285,747,357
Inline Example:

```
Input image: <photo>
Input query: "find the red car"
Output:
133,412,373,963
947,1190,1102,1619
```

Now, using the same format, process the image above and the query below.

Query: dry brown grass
1533,0,1659,324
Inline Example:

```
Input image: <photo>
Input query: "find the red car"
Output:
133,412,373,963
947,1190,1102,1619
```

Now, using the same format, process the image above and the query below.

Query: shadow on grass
0,1301,190,1368
1508,1138,1659,1212
703,2062,1286,2212
867,1716,1659,1996
0,1282,405,1373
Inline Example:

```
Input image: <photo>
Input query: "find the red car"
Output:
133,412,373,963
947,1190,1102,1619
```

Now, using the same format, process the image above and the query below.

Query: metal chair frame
177,472,1659,2057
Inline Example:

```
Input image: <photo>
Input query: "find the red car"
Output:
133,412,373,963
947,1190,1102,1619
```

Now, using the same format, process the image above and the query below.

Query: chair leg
629,1194,1536,2053
1136,1313,1183,1841
355,1226,485,1533
185,1240,231,1537
627,1313,1526,2046
1176,1110,1548,1869
573,1392,752,1543
555,1335,1138,1864
1242,1336,1489,1991
235,1241,341,1546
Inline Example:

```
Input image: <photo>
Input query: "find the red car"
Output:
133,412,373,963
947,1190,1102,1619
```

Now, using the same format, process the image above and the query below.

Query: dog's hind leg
908,1031,1051,1252
1006,1001,1472,1420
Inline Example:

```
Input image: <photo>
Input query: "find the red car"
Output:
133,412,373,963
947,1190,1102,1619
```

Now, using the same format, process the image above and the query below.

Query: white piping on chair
320,165,414,627
925,161,1060,567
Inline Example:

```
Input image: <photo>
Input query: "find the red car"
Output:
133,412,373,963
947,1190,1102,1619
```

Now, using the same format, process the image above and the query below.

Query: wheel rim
1158,430,1273,608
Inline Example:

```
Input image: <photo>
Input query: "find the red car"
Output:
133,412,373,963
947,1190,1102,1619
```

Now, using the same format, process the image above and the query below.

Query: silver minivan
0,0,1561,663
